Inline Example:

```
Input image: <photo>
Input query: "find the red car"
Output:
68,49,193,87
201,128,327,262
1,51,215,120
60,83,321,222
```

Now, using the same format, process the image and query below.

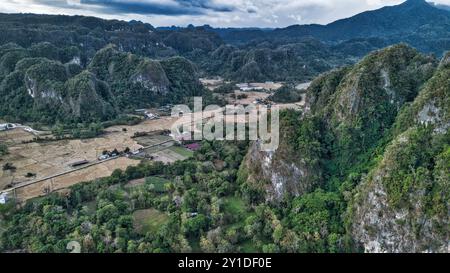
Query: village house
236,83,264,92
0,192,9,204
0,123,14,131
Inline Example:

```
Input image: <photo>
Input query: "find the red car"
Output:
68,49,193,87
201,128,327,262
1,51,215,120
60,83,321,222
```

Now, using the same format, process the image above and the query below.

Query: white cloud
1,0,449,27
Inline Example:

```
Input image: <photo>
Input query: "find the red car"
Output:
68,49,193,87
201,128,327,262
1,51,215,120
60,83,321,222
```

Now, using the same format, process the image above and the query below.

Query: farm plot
227,91,271,105
0,115,197,201
104,117,178,137
0,129,36,145
133,208,169,234
152,148,189,163
13,157,140,202
134,134,173,147
0,131,142,190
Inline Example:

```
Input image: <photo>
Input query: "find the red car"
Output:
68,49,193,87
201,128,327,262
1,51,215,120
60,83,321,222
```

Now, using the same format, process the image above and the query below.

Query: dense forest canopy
0,42,212,125
2,0,450,86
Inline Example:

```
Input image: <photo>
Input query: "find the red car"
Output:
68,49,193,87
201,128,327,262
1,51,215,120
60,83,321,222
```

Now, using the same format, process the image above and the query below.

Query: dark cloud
176,0,235,12
33,0,235,15
33,0,83,9
79,0,195,15
77,0,235,15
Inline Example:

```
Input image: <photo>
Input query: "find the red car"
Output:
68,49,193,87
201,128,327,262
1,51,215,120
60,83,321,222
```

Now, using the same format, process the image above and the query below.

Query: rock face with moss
242,44,438,203
241,45,449,252
241,46,448,248
350,52,449,253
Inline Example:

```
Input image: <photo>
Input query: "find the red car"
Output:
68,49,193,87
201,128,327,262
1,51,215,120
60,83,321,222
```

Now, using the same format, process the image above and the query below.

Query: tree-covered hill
204,38,354,82
0,43,207,124
243,44,438,201
239,44,449,252
0,13,222,62
0,13,356,83
215,0,450,56
3,1,449,85
351,51,450,253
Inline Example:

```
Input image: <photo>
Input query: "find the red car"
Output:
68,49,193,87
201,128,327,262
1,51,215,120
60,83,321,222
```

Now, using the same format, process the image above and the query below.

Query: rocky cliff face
351,129,449,253
242,45,448,253
0,43,204,123
65,71,116,120
131,60,170,94
89,45,172,96
242,44,437,202
351,52,449,253
245,139,318,201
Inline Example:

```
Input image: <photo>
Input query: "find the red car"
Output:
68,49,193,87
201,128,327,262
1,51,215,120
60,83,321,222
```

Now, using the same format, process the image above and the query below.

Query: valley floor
0,82,306,204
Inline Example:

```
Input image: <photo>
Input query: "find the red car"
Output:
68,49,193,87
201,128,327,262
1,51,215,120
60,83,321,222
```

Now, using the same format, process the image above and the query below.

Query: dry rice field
0,117,181,202
0,96,306,203
13,157,140,202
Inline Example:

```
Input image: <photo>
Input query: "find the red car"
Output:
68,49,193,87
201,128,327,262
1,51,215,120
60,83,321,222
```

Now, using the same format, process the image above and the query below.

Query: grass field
169,146,194,158
132,208,169,234
145,176,171,192
223,196,247,216
0,117,181,201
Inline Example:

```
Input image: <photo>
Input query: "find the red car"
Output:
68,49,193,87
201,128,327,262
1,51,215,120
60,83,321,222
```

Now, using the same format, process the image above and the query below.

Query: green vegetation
0,140,254,253
169,146,194,158
269,85,303,103
0,7,449,253
133,209,170,234
0,143,7,156
213,82,236,94
145,176,171,193
241,44,449,253
0,43,214,127
0,43,447,254
222,197,247,216
347,52,450,251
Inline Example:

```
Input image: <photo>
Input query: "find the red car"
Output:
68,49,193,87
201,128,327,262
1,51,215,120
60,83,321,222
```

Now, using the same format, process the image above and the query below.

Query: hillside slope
222,0,450,55
241,44,437,201
0,43,205,124
350,52,450,253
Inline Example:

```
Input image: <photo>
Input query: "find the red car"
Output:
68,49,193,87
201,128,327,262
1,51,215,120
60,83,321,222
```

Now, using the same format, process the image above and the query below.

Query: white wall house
0,192,9,204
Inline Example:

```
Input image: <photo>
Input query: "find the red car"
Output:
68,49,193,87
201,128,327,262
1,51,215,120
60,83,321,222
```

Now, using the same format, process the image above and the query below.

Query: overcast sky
1,0,450,28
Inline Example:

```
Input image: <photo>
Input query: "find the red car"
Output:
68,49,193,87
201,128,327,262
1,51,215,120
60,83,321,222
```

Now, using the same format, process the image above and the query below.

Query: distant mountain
276,0,450,40
205,0,450,81
216,0,450,55
431,2,450,11
0,0,449,85
0,13,223,62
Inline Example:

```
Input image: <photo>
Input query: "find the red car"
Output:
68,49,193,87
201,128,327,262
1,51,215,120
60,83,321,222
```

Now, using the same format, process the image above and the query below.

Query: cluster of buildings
0,123,40,135
236,83,264,92
0,192,10,204
157,104,174,114
98,149,121,161
135,109,161,120
236,82,281,92
0,123,15,131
